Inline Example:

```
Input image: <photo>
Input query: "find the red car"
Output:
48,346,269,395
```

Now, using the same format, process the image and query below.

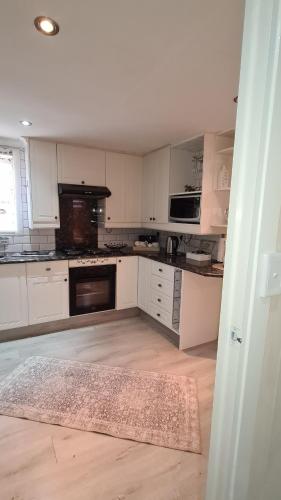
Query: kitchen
0,134,229,348
0,2,244,499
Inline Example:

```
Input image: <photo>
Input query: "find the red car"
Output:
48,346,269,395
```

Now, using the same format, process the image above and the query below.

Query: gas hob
68,256,117,268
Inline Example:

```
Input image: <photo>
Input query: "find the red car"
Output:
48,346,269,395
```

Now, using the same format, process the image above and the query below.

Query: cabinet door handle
46,267,51,271
64,278,68,282
158,283,162,288
158,268,163,272
157,298,161,302
153,217,156,221
149,217,152,221
107,216,111,220
81,180,85,184
157,313,161,317
54,216,58,220
118,259,122,263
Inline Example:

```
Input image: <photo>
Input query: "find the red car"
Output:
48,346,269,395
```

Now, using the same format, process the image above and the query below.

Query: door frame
205,0,281,498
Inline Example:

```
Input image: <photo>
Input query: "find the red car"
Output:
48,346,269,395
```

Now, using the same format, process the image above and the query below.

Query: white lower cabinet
116,256,138,310
26,261,69,325
138,257,181,332
0,264,28,330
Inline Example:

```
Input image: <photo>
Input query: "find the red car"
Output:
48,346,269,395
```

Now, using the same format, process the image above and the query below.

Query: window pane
0,152,17,232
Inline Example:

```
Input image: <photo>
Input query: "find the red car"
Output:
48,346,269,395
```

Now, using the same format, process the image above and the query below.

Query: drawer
151,274,174,297
26,260,68,277
149,304,172,328
150,289,173,313
151,261,175,282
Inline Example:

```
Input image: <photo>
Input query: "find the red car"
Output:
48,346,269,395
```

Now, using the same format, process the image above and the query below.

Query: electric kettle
166,236,179,255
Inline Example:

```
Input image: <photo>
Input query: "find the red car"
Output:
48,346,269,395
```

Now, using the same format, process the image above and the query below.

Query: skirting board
0,308,140,343
139,311,179,348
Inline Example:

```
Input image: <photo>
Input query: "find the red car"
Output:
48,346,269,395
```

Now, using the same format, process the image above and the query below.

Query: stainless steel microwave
169,192,201,224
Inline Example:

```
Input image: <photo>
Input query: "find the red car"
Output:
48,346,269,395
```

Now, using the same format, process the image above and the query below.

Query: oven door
169,194,201,223
69,265,116,316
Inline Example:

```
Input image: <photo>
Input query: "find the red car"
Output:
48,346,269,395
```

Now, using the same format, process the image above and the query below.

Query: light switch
260,253,281,297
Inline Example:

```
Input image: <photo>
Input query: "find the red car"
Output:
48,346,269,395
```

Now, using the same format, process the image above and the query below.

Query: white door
206,1,281,499
105,152,126,223
105,152,142,225
26,261,69,324
27,275,69,324
153,146,170,224
116,256,138,309
57,143,106,186
125,155,143,223
0,264,28,330
142,153,155,222
27,140,59,228
137,256,152,313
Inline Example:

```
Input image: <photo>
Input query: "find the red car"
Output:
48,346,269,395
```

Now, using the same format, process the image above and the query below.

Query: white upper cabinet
116,256,138,309
142,146,170,225
0,264,28,331
105,152,142,227
57,143,106,186
26,139,60,228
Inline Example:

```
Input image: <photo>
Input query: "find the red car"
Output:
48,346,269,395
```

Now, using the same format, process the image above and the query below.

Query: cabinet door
0,264,28,330
125,156,143,223
153,146,170,224
27,275,69,324
137,257,152,313
116,256,138,310
105,153,142,224
105,152,126,223
57,143,106,186
142,153,155,222
27,140,59,228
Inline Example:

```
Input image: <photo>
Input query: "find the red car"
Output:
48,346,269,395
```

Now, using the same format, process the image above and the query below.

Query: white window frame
0,146,23,235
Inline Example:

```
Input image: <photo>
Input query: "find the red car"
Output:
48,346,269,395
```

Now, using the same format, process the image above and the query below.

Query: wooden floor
0,315,217,500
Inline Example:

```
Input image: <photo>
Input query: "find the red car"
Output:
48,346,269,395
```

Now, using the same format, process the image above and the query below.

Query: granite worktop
0,249,223,278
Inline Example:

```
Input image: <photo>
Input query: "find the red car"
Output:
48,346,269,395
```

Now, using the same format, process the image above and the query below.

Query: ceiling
0,0,245,155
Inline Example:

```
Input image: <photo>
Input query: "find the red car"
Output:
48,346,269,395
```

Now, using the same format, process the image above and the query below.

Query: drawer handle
157,298,161,302
158,283,162,288
46,267,51,271
157,313,161,317
64,278,68,282
158,268,163,272
118,259,122,263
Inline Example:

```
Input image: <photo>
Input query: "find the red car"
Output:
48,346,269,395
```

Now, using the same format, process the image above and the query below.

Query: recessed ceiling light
19,120,32,127
34,16,59,36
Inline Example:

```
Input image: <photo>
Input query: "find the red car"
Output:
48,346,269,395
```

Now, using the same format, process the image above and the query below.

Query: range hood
58,183,111,199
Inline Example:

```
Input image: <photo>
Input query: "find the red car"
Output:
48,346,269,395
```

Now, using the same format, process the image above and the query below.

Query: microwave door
169,196,201,223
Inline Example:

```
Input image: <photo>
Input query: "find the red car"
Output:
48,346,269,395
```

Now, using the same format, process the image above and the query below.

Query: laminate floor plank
0,316,217,500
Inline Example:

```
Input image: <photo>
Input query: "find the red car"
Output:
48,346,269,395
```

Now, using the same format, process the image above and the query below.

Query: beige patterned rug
0,356,201,453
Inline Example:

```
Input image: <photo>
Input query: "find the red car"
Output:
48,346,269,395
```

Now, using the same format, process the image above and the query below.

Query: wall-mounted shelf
216,146,234,155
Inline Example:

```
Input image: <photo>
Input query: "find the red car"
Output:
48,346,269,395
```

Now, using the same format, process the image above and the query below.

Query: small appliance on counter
133,234,160,252
166,236,179,255
133,241,160,252
186,251,211,266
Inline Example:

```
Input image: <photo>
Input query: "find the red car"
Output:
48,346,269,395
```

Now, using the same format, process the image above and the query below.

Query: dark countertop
0,249,223,278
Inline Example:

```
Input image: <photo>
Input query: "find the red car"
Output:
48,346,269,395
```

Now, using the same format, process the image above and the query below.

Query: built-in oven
169,192,201,224
69,257,116,316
